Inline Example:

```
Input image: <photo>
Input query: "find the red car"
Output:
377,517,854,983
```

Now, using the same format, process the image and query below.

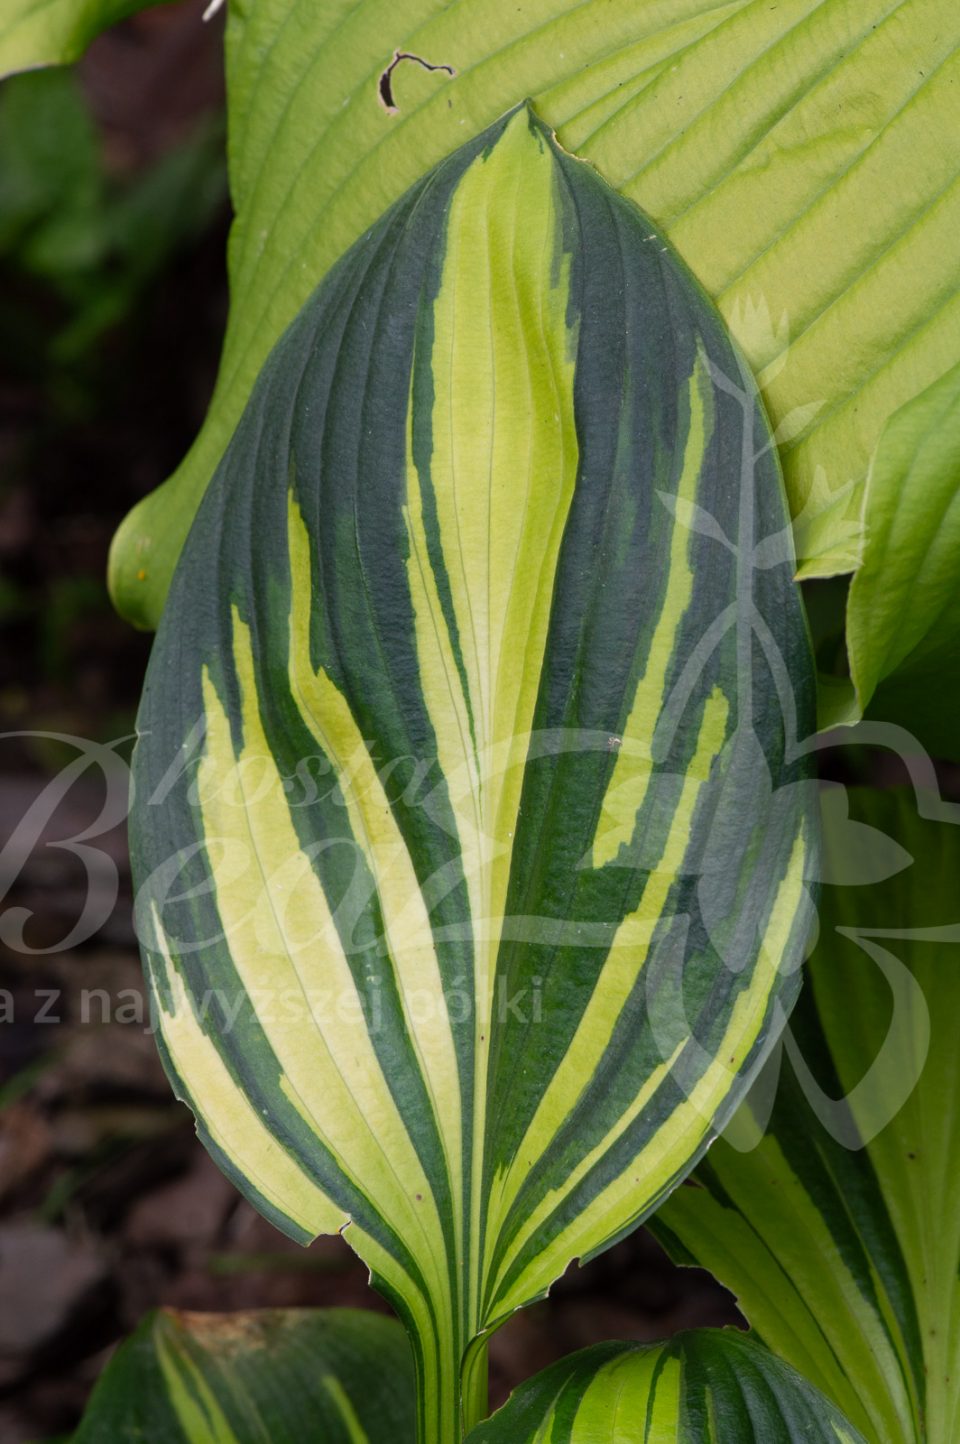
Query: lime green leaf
109,0,960,628
464,1332,866,1442
73,1307,415,1442
653,789,960,1444
843,362,960,754
130,108,817,1440
815,674,860,732
0,0,174,77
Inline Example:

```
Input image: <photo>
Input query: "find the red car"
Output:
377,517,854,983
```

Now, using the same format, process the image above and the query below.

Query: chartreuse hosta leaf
73,1307,415,1442
131,107,817,1440
653,789,960,1444
109,0,960,627
0,0,170,76
464,1333,866,1443
841,362,960,758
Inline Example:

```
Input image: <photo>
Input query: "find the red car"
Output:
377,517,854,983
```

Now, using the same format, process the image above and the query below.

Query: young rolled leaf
463,1332,866,1443
131,106,816,1439
653,789,960,1444
73,1307,415,1443
109,0,960,626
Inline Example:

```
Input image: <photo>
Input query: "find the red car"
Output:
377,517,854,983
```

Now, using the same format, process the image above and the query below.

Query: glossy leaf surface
654,789,960,1443
464,1332,865,1443
131,107,817,1439
109,0,960,626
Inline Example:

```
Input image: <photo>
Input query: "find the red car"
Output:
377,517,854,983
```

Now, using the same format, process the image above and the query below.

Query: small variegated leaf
73,1307,415,1443
463,1333,866,1443
131,106,817,1440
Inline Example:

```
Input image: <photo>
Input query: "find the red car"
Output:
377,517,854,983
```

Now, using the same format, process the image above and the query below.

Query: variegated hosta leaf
653,789,960,1444
131,106,817,1439
73,1308,415,1443
464,1333,866,1443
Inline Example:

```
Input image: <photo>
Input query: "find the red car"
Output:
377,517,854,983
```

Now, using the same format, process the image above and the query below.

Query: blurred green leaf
0,0,174,77
106,114,227,281
0,69,104,276
0,67,226,383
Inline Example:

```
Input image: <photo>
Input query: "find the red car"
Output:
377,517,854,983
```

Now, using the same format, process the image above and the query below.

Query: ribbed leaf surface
73,1308,415,1443
131,107,816,1439
110,0,960,626
464,1332,865,1442
654,790,960,1444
